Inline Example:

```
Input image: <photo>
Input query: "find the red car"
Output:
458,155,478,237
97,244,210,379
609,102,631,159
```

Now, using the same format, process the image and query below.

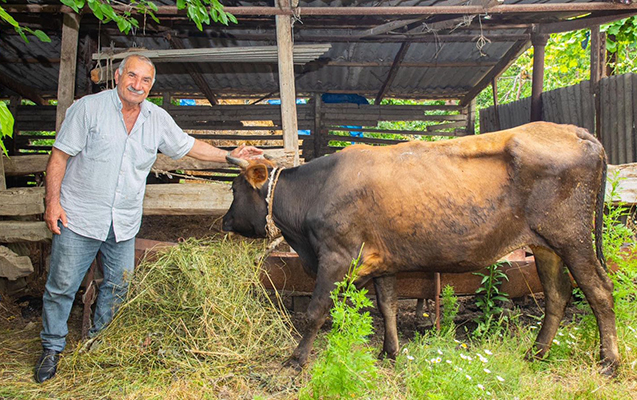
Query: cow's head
222,156,277,238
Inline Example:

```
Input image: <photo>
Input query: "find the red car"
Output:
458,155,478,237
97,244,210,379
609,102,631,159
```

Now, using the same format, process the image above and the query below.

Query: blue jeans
40,222,135,352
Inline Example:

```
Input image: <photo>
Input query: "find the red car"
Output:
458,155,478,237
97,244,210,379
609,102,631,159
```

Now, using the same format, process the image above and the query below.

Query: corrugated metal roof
1,0,635,101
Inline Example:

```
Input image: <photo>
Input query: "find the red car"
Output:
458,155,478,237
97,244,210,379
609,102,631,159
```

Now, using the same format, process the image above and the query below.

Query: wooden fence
480,73,637,165
4,100,473,161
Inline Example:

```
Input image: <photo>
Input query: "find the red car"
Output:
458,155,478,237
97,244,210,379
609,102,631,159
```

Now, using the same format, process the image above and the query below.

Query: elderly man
35,54,262,383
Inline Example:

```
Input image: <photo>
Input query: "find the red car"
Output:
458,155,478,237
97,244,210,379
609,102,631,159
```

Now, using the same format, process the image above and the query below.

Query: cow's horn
226,154,250,168
263,153,275,161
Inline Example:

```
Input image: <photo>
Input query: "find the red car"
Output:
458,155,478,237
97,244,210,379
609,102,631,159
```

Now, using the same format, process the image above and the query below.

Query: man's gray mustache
127,86,145,95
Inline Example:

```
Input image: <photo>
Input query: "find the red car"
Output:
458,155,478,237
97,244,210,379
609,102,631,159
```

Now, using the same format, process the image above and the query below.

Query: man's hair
118,54,156,85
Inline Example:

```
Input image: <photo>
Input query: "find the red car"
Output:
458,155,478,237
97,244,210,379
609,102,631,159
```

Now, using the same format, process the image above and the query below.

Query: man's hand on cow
230,144,263,160
44,202,68,235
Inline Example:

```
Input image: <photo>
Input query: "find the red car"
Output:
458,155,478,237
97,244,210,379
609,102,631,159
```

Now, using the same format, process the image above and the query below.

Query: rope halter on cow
265,167,285,239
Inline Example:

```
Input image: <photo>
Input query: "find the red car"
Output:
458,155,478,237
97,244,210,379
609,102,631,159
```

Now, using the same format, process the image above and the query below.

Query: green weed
301,249,378,399
473,261,511,338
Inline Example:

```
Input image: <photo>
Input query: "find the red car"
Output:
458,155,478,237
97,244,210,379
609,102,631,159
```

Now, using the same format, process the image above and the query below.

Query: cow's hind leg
558,248,619,376
373,275,399,359
526,246,573,361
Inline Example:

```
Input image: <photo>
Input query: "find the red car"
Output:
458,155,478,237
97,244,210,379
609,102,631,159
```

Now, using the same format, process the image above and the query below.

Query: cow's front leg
373,274,399,359
286,266,345,369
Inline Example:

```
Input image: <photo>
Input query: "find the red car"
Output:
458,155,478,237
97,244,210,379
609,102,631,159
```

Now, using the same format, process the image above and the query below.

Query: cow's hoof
283,356,305,372
523,348,542,362
600,361,618,378
377,350,397,362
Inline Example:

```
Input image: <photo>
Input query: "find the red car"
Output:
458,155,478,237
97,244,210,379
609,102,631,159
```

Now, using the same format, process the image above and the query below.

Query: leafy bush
473,261,510,338
440,285,459,337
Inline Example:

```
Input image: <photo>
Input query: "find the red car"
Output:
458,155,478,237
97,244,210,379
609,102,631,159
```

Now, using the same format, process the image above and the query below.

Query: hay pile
54,238,298,396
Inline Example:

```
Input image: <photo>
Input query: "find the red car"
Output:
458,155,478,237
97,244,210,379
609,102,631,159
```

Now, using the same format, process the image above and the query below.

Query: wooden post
162,92,172,109
464,98,476,135
276,0,300,166
530,33,548,122
8,96,20,156
590,27,605,140
0,151,5,191
56,12,81,132
491,79,501,131
313,93,323,160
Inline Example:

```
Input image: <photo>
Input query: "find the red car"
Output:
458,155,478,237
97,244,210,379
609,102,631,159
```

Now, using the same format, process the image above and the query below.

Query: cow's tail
595,154,607,271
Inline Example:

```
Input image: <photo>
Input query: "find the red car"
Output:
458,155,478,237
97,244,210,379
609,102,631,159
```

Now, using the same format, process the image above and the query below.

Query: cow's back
306,122,605,276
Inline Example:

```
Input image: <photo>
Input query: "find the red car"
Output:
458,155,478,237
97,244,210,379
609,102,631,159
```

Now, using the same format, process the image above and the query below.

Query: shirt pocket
133,141,158,172
85,127,113,162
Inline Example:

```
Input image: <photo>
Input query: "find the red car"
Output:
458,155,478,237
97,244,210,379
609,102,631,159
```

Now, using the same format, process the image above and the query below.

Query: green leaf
176,0,186,9
0,7,20,28
87,0,103,20
17,28,28,43
227,12,237,24
101,4,117,21
60,0,80,13
0,102,14,156
31,30,51,43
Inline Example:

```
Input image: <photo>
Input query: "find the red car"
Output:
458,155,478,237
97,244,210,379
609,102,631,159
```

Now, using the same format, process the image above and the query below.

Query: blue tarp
321,94,369,137
267,99,310,135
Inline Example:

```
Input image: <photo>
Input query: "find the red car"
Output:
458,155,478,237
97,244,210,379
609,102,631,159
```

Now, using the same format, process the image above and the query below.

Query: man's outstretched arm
186,139,263,163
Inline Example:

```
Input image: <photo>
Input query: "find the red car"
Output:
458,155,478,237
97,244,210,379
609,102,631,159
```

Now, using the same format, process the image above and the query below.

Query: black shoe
34,349,60,383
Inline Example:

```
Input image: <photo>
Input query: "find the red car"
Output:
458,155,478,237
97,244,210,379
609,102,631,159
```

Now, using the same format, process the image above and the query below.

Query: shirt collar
111,87,151,117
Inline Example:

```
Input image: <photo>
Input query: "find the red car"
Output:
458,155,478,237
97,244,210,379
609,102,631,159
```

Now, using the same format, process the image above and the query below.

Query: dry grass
0,238,301,399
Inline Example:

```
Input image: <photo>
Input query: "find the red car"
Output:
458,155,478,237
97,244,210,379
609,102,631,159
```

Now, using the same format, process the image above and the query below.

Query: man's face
115,57,155,107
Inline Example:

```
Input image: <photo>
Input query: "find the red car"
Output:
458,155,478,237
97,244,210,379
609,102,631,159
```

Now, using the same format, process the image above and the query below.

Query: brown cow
223,121,619,375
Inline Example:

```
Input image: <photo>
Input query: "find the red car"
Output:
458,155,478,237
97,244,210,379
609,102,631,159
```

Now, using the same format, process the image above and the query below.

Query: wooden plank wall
480,73,636,165
9,102,469,161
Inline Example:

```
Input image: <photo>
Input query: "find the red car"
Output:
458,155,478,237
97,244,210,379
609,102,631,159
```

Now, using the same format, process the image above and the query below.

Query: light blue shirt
53,89,195,242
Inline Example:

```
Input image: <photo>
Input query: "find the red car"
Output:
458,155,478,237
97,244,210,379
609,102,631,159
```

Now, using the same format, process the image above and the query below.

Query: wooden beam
0,245,33,280
459,39,531,106
6,4,637,16
142,183,232,215
327,61,498,68
0,72,47,105
359,17,426,37
56,12,81,132
0,221,51,242
276,0,299,165
167,35,218,105
538,11,637,35
0,187,45,216
530,33,548,122
374,42,411,105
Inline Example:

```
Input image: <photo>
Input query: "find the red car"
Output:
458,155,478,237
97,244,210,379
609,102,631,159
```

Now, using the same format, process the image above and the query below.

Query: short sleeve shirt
53,89,195,242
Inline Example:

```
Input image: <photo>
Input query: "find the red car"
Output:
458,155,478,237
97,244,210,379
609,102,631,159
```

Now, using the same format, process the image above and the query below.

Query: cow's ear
245,164,269,189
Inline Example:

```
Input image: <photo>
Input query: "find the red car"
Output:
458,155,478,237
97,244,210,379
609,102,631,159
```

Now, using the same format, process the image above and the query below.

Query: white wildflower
407,355,415,361
477,384,485,390
553,339,561,345
483,368,491,374
466,374,472,380
484,349,493,355
437,348,443,355
497,375,505,382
